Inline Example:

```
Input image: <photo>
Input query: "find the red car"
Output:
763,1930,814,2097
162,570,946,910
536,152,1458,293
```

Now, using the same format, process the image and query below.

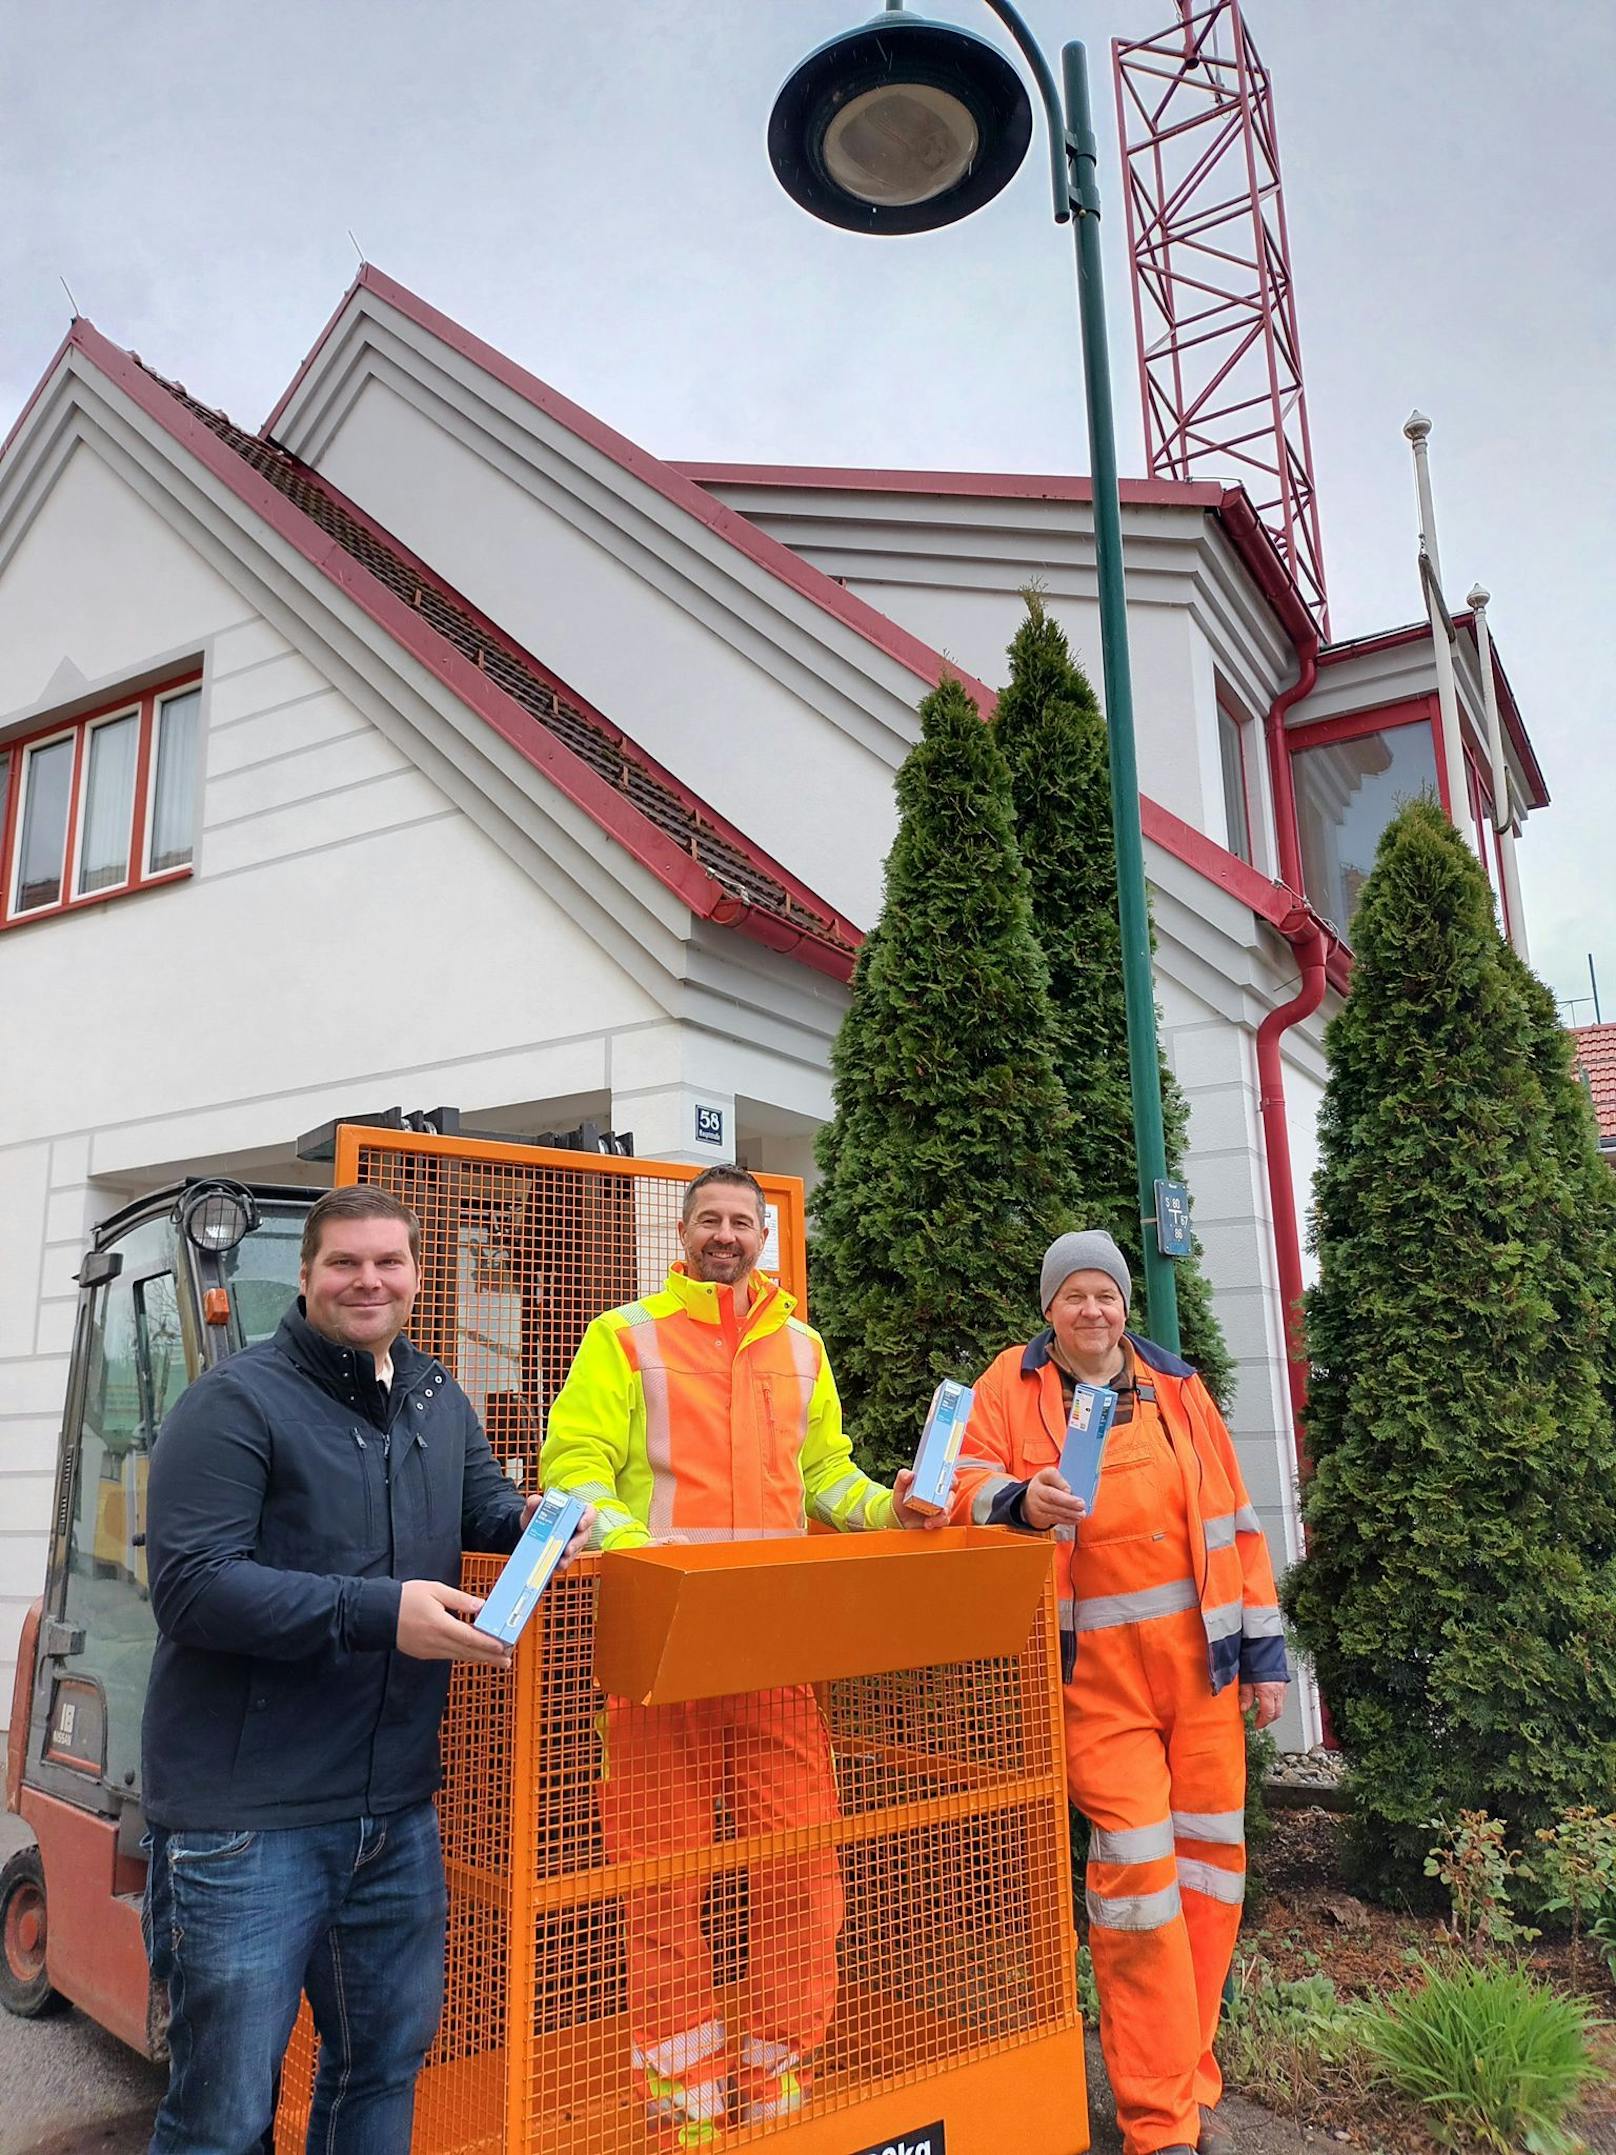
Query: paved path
4,1815,1329,2155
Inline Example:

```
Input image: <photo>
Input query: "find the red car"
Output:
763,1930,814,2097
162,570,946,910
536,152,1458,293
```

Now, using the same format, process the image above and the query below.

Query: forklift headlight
179,1183,259,1256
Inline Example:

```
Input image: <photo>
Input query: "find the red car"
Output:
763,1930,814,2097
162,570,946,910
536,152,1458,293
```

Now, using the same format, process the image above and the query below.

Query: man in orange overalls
543,1163,936,2148
949,1231,1288,2155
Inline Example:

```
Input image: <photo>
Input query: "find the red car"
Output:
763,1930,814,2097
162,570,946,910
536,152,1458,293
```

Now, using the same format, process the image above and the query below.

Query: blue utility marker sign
694,1104,725,1148
1155,1178,1193,1259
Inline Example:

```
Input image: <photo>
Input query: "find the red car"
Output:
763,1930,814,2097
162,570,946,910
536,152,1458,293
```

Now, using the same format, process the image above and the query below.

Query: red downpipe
1265,638,1317,895
1256,907,1330,1453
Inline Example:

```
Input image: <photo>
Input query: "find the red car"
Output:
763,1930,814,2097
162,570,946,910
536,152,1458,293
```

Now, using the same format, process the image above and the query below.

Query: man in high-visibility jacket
947,1231,1288,2155
542,1163,935,2148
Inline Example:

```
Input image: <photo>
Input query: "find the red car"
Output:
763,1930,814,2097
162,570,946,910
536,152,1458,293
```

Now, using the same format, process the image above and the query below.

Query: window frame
1215,691,1254,866
1286,695,1445,937
142,682,203,881
0,671,199,932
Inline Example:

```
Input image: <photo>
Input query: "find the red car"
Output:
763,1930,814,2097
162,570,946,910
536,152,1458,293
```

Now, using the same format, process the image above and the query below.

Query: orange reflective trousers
598,1687,844,2118
1066,1394,1246,2155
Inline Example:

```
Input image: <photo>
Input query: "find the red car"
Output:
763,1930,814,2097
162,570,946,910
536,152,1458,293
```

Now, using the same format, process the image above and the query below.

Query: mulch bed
1231,1805,1616,2153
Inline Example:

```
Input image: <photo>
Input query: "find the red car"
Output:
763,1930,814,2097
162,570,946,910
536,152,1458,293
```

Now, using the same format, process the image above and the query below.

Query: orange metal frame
269,1130,1085,2154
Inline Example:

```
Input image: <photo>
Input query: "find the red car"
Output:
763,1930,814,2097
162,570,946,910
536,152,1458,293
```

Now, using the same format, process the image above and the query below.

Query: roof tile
1571,1022,1616,1143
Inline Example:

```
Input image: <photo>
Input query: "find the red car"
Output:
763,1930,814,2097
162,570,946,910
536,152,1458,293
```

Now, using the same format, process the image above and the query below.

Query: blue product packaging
473,1487,587,1646
907,1378,975,1517
1054,1382,1118,1542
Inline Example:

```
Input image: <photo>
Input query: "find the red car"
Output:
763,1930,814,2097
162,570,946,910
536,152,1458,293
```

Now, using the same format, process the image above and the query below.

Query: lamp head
1403,409,1432,444
768,8,1033,236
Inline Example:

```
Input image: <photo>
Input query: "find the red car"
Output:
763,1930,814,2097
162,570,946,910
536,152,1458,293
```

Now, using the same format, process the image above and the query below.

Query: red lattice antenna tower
1113,2,1330,635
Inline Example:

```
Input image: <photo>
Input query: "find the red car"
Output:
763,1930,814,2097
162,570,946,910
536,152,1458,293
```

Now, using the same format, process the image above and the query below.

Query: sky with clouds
3,0,1611,1017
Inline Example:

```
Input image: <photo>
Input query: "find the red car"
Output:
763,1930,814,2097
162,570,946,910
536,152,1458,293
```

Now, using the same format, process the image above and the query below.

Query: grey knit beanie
1040,1230,1132,1316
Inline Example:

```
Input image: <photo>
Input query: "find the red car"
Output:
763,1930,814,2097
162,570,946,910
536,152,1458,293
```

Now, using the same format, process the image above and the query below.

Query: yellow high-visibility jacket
541,1265,896,1550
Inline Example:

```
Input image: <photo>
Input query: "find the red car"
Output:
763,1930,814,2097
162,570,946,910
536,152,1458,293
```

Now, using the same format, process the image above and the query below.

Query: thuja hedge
995,592,1234,1402
1283,797,1616,1892
809,675,1081,1480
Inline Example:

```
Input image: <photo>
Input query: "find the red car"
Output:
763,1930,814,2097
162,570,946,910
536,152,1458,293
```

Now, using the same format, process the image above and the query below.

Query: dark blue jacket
142,1301,524,1829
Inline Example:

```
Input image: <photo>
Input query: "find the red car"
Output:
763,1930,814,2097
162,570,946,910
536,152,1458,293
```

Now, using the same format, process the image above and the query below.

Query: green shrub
1534,1807,1616,1989
1243,1711,1279,1908
1217,1955,1351,2105
1283,799,1616,1892
1425,1810,1538,1956
808,675,1082,1478
1352,1959,1600,2154
994,593,1233,1401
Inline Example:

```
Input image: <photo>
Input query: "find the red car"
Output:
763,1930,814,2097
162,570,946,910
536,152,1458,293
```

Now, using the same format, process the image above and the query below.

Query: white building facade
0,269,1548,1743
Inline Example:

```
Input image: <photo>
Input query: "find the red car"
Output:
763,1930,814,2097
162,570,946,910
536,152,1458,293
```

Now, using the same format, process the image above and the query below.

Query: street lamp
768,1,1184,1349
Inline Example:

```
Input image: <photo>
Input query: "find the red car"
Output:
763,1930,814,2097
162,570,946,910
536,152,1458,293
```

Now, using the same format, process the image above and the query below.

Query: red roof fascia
261,268,364,441
265,266,999,714
1571,1022,1616,1142
1320,614,1547,810
1140,794,1351,993
673,462,1227,511
69,322,858,980
0,325,75,468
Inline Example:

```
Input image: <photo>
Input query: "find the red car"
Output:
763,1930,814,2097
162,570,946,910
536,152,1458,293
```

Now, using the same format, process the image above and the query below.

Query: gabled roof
265,265,1000,715
262,269,1328,941
48,320,860,980
1318,613,1548,811
1571,1022,1616,1145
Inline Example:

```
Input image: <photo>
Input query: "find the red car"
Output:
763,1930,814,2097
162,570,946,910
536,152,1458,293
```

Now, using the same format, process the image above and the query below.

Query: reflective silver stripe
618,1305,677,1539
1203,1599,1245,1641
1057,1596,1076,1630
1243,1604,1285,1637
634,2017,727,2077
1090,1818,1176,1865
1074,1578,1199,1631
1235,1504,1263,1536
1086,1879,1182,1931
1173,1808,1245,1848
1203,1512,1237,1550
1178,1857,1246,1906
970,1474,1016,1524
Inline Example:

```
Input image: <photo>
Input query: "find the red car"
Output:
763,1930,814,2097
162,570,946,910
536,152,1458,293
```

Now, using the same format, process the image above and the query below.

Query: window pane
1293,723,1439,935
1218,708,1251,863
0,751,10,907
16,736,75,911
77,713,140,895
149,688,200,874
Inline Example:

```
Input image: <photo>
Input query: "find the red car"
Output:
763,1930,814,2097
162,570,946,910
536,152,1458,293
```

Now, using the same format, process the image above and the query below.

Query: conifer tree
1283,798,1616,1892
994,593,1234,1404
810,676,1082,1479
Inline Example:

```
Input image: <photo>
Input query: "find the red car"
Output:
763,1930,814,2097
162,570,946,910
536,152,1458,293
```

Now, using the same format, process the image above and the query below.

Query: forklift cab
2,1179,314,2047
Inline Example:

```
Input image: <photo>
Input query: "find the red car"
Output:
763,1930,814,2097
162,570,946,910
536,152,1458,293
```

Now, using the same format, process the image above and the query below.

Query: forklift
1,1111,632,2057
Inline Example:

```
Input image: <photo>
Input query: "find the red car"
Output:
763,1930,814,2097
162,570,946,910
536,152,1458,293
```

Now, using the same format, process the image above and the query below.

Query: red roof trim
266,266,998,714
0,325,75,468
673,462,1227,510
1319,612,1548,810
260,269,364,441
68,322,859,980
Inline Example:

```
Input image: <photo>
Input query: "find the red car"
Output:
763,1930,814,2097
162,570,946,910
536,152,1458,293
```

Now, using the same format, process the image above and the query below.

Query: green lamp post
768,1,1184,1348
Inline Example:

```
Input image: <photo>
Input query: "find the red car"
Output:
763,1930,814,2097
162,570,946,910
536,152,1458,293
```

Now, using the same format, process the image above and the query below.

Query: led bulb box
1055,1383,1118,1541
906,1378,975,1518
474,1487,587,1645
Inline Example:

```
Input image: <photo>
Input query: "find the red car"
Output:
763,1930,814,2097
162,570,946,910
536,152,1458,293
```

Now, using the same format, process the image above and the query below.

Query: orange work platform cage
274,1127,1087,2155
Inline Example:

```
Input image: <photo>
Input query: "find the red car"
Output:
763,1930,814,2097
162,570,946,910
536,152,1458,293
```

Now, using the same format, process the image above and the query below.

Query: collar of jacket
663,1263,795,1329
1020,1325,1195,1381
275,1298,435,1402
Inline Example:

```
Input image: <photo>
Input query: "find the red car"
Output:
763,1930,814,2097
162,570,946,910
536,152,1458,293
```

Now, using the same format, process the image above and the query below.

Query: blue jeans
143,1803,446,2155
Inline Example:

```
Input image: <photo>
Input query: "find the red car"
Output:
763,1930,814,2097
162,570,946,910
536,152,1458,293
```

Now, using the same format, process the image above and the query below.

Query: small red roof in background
1571,1023,1616,1142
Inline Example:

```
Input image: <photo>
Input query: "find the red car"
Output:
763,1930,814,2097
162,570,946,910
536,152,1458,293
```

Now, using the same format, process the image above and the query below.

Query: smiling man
140,1185,587,2155
541,1162,936,2148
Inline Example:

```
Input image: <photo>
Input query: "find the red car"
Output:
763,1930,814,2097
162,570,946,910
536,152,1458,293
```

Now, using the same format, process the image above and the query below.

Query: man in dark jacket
141,1184,588,2155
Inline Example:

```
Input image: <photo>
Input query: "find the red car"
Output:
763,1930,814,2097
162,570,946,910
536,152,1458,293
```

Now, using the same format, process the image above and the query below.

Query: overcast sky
3,1,1611,1018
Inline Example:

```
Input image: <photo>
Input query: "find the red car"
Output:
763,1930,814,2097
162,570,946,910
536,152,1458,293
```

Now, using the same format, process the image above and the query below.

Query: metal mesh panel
275,1133,1076,2150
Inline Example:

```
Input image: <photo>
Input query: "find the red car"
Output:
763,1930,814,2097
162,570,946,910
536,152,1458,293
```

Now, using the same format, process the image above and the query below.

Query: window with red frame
0,676,200,929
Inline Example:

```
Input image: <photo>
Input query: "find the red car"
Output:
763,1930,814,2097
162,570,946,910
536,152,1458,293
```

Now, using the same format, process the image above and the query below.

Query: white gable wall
0,433,673,1722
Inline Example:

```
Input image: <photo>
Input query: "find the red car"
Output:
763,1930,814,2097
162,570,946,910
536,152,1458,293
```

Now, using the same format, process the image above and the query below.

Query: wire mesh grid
273,1133,1075,2149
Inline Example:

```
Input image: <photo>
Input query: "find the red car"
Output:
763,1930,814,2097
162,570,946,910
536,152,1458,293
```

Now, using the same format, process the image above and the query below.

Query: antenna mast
1113,1,1330,635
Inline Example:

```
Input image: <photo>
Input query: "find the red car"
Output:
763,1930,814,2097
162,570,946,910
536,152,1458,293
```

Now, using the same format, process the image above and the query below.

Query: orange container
594,1528,1054,1704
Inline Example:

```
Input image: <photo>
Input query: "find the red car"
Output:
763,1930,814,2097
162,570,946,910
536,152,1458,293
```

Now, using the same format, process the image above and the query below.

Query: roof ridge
122,352,858,966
